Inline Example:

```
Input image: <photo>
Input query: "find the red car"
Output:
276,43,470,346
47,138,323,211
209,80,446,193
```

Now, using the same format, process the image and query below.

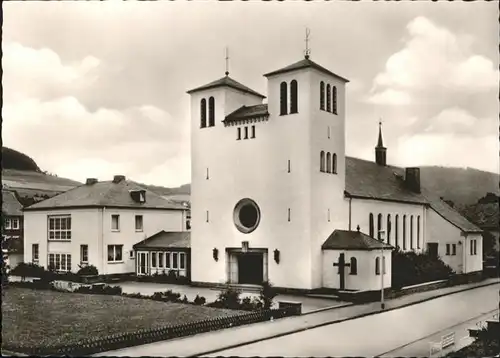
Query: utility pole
379,229,386,310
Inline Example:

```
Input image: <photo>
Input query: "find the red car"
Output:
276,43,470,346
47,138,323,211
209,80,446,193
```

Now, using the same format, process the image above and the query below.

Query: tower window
326,84,331,112
328,208,330,222
290,80,298,114
206,167,209,180
288,208,291,222
332,153,337,174
237,127,241,140
320,151,325,172
251,125,255,138
206,210,209,223
244,126,248,139
288,159,291,173
200,98,207,128
328,126,330,139
369,213,374,237
320,81,325,110
326,152,331,173
208,96,215,127
332,86,338,114
280,82,288,116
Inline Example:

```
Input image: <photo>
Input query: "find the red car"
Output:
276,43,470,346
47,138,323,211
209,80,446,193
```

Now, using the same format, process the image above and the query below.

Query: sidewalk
93,278,499,357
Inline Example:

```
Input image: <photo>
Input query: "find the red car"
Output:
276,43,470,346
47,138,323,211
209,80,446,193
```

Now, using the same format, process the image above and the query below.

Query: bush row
10,306,297,356
136,270,190,285
10,262,100,283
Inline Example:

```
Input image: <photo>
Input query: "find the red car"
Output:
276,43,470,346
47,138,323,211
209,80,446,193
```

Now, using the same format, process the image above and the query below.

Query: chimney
86,178,98,185
375,121,387,166
405,168,421,193
113,175,126,183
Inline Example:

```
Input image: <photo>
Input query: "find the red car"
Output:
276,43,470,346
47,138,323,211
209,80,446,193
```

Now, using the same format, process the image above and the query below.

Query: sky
2,1,498,187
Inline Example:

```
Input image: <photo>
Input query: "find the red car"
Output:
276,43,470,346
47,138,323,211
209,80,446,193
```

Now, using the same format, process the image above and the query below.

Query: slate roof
224,104,270,123
264,57,349,83
133,230,191,250
2,190,23,216
187,75,266,98
345,156,481,233
24,179,186,211
322,229,393,251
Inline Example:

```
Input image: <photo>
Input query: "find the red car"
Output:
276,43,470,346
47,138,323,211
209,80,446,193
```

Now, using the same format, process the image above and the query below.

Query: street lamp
378,229,386,310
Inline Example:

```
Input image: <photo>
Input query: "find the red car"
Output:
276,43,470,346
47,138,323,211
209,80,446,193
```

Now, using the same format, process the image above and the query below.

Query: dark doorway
237,253,264,284
427,243,439,259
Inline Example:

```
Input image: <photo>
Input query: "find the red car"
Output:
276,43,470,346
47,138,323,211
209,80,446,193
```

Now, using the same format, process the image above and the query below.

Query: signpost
378,230,386,310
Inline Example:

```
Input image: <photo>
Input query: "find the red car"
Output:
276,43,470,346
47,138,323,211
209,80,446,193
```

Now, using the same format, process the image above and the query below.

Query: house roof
224,104,270,123
23,179,186,211
345,156,481,233
264,57,349,83
133,230,191,250
2,190,23,216
186,75,266,99
322,229,393,251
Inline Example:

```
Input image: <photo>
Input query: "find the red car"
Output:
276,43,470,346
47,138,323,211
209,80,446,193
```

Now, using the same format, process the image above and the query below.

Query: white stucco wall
322,249,392,291
24,207,184,275
350,198,426,252
464,232,483,273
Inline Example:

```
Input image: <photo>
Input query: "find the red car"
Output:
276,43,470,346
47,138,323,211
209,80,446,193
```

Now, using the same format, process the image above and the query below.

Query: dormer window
130,189,146,203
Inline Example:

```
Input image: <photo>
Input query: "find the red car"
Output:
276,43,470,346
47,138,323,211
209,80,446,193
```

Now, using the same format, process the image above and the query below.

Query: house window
280,82,288,115
403,215,407,250
410,216,414,249
237,127,241,140
446,244,450,256
107,245,123,262
80,244,88,263
48,253,71,272
320,81,325,110
151,252,157,267
12,218,19,230
251,125,256,139
332,154,337,174
290,80,298,114
452,244,457,256
135,215,143,232
244,126,248,139
158,252,164,268
395,215,399,249
387,214,391,245
48,215,72,241
179,252,186,269
172,253,178,269
417,216,421,249
332,86,338,114
111,214,120,231
208,96,215,127
166,252,171,268
5,218,11,229
470,239,477,255
369,213,374,238
326,84,331,112
200,99,207,128
32,244,39,263
320,151,325,172
129,250,135,259
326,152,332,173
375,257,380,275
377,214,383,241
350,257,357,275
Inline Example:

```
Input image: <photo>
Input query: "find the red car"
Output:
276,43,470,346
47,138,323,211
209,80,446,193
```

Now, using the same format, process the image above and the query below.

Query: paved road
206,284,499,357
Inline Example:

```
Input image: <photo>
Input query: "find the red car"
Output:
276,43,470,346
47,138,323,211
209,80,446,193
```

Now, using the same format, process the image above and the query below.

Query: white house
187,54,483,291
23,175,188,276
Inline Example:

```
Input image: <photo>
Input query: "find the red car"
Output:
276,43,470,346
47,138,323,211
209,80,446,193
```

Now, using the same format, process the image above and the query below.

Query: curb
190,280,500,357
302,302,354,315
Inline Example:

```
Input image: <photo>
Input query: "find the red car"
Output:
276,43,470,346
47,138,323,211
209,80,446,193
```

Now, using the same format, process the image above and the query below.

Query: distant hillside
2,147,41,172
140,183,191,197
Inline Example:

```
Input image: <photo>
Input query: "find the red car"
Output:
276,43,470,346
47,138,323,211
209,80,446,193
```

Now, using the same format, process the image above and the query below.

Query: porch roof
322,229,393,251
133,230,190,250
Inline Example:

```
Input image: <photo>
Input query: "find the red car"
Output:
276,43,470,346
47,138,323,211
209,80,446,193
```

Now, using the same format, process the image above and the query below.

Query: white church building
187,54,483,291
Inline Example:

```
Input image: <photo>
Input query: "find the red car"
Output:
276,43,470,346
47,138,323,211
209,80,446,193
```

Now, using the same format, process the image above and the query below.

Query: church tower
188,45,349,290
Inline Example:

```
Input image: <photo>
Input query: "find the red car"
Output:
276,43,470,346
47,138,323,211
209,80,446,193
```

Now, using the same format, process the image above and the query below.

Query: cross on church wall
333,252,350,290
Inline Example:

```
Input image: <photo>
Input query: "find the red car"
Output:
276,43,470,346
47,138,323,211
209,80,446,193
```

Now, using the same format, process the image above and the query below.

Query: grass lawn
2,287,243,352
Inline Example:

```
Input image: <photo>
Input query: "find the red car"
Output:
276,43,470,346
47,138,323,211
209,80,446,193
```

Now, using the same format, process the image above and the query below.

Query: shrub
2,254,9,293
76,265,99,276
75,284,122,295
10,262,46,278
193,294,206,305
259,281,278,309
181,294,189,303
122,292,145,299
152,290,182,303
214,285,242,310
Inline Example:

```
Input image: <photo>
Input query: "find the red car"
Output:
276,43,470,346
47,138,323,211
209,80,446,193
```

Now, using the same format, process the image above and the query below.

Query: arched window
320,81,325,110
382,256,386,274
326,152,331,173
332,86,338,114
350,257,357,275
387,214,391,245
290,80,298,114
395,215,399,249
280,82,288,116
403,215,407,250
417,216,421,249
375,257,380,275
410,215,414,249
377,213,383,241
200,99,207,128
208,97,215,127
326,84,331,112
332,153,337,174
320,151,325,172
369,213,374,237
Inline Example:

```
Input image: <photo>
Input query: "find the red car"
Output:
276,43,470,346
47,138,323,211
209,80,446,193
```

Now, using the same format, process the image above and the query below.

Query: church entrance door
237,253,264,284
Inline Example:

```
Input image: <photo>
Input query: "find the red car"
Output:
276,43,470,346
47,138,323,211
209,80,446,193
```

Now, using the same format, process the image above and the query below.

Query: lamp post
378,229,386,310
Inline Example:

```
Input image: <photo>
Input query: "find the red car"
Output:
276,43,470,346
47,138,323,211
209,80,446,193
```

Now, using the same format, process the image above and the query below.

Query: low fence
7,306,297,356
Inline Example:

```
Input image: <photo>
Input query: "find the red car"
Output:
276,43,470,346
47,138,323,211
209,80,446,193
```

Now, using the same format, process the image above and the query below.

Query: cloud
365,89,412,105
423,107,491,136
368,16,498,103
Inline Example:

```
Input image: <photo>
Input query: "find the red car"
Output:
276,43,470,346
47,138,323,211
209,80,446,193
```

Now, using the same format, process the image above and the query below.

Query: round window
234,198,261,234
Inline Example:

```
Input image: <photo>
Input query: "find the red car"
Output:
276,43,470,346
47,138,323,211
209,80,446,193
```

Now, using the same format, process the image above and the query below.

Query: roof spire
304,28,311,59
375,119,387,166
377,119,384,148
225,47,229,76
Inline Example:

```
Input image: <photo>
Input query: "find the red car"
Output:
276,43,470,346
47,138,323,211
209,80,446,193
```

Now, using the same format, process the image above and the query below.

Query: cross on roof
304,28,311,59
225,47,229,76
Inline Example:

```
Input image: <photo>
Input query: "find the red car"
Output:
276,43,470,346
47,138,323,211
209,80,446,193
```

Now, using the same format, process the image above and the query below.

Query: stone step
306,293,343,301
